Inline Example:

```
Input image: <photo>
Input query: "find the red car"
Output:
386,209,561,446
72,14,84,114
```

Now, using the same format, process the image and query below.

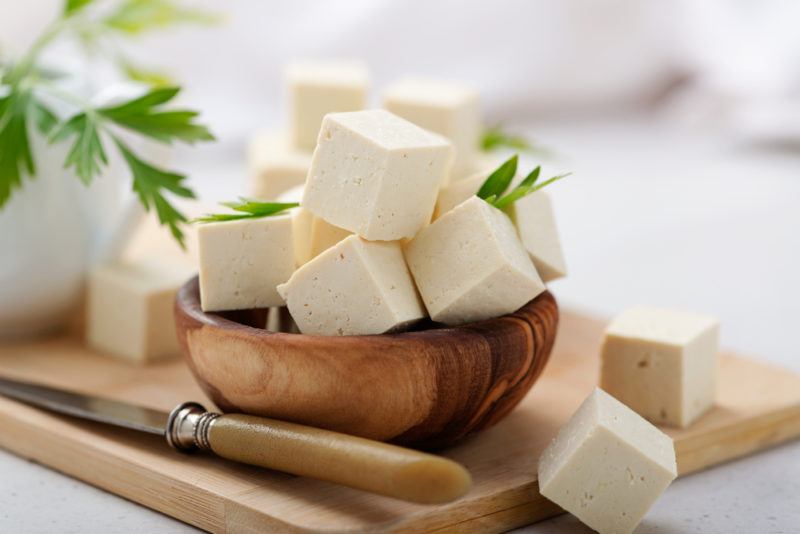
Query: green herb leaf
0,90,35,208
99,86,214,145
104,0,220,35
194,199,299,224
481,125,555,158
492,172,571,210
50,112,108,185
64,0,95,16
481,125,533,152
113,135,194,247
517,165,541,189
100,86,179,115
476,155,517,200
31,98,58,135
120,61,173,87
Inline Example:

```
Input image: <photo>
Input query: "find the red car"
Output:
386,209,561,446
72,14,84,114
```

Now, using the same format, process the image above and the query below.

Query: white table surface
2,117,798,533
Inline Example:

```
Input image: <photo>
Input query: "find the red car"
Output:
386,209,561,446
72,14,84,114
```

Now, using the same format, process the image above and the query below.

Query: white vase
0,84,155,339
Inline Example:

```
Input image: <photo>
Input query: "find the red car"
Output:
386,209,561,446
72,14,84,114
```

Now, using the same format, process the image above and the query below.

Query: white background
1,1,799,532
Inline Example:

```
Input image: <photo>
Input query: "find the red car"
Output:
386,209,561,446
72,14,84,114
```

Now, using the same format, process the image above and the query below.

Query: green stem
6,19,66,86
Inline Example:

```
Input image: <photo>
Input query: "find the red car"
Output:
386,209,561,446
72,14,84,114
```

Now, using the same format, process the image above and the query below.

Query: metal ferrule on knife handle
166,402,220,452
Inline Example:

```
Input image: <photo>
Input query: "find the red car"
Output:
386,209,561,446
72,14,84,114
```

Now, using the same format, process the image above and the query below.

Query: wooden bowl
175,276,558,449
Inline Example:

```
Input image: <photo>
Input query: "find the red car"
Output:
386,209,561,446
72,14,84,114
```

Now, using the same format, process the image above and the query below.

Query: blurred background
2,0,798,363
2,1,800,532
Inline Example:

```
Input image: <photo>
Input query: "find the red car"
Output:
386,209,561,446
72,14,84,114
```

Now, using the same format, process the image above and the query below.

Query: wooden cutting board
1,311,799,533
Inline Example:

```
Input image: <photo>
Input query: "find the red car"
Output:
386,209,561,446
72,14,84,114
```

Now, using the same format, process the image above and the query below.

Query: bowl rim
176,275,554,344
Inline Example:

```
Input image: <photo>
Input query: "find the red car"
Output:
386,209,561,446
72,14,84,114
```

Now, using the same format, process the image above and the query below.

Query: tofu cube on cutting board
247,132,312,200
383,78,481,178
601,308,720,428
198,215,294,312
287,60,370,150
87,258,193,363
435,171,568,282
538,388,677,534
404,196,545,325
279,185,352,267
277,235,425,336
302,109,454,241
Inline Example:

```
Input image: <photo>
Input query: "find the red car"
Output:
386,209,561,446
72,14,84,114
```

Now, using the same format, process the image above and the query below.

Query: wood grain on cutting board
1,311,799,533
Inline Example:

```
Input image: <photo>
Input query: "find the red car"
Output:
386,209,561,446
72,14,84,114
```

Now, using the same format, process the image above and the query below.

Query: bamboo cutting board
1,311,799,533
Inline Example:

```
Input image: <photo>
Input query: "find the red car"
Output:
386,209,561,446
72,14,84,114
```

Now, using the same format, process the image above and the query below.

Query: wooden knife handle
206,414,471,504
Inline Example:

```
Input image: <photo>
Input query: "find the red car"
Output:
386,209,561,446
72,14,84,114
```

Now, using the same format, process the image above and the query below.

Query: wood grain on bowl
175,277,558,448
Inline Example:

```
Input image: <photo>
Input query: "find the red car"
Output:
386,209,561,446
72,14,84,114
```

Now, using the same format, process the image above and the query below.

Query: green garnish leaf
481,125,533,152
481,125,554,157
104,0,221,35
476,155,517,200
99,86,214,145
64,0,95,16
517,165,541,189
114,135,194,247
31,99,59,135
120,61,173,87
0,89,35,208
492,172,571,210
100,86,179,114
193,199,299,224
50,111,108,184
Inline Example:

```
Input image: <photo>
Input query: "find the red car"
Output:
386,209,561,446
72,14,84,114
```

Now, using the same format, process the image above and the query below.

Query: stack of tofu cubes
199,60,569,336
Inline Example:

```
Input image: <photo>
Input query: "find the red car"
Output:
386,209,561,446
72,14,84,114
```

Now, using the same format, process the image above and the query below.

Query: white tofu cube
277,235,425,336
87,258,193,363
247,132,311,200
434,170,487,219
302,109,454,240
538,388,677,534
198,215,294,311
279,185,352,267
435,172,567,282
601,308,720,428
383,78,481,177
286,60,369,150
505,191,567,282
404,196,545,325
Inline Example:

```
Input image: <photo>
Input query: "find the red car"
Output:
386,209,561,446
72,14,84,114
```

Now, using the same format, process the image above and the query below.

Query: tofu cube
601,308,720,428
198,215,294,311
434,170,487,219
87,258,193,363
436,173,567,282
538,388,677,534
303,109,454,240
277,235,425,336
289,207,352,266
279,185,352,267
404,196,545,325
287,60,369,150
505,191,567,282
383,78,481,177
247,132,311,200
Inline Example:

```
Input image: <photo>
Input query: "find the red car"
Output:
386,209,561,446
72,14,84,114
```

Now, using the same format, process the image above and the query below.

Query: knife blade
0,376,167,434
0,375,471,504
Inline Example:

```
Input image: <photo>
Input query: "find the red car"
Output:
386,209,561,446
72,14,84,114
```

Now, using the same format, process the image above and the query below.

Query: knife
0,376,471,504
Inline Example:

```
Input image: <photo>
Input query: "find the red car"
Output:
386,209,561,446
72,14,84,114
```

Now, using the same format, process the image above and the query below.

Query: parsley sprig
477,155,570,210
193,199,299,224
0,0,217,247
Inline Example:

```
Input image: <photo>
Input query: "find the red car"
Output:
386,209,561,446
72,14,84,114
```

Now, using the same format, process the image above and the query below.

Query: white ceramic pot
0,84,156,339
